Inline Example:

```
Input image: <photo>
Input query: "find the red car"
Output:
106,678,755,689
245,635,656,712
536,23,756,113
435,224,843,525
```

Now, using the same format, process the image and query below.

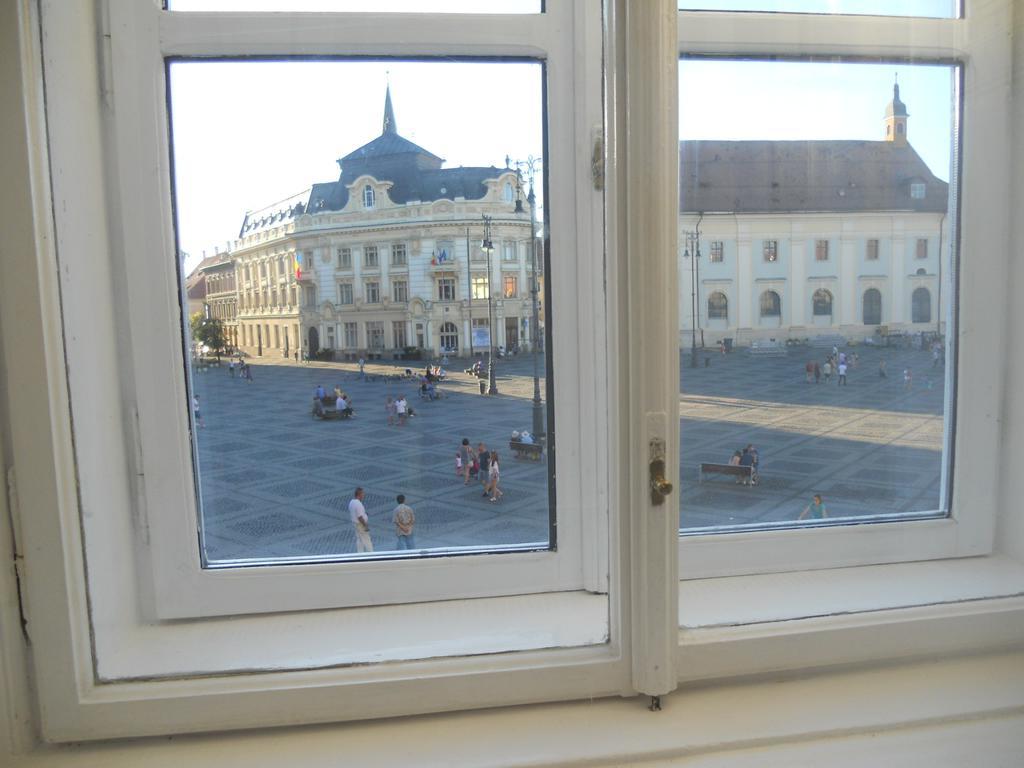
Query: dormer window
503,181,514,202
363,184,375,209
910,182,926,199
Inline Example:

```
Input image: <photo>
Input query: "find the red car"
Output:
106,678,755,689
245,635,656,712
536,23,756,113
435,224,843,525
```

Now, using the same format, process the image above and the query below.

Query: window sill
678,555,1024,683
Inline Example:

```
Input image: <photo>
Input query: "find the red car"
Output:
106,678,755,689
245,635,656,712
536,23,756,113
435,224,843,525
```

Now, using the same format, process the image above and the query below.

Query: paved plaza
679,343,946,529
191,342,947,561
193,355,551,561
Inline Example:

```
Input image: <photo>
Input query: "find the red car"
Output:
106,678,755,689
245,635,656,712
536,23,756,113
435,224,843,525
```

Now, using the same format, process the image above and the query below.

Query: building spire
382,84,397,136
884,75,909,145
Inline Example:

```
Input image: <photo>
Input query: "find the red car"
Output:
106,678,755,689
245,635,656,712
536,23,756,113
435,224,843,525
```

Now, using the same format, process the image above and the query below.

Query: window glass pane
170,60,550,564
678,59,956,533
677,0,957,18
168,0,542,12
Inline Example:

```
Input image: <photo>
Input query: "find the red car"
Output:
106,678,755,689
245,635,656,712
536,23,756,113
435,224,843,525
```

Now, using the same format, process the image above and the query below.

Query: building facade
679,84,951,347
232,89,540,360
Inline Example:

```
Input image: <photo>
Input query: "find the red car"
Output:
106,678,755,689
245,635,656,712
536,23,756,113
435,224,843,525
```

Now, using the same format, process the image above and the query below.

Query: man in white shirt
348,487,373,553
837,361,848,386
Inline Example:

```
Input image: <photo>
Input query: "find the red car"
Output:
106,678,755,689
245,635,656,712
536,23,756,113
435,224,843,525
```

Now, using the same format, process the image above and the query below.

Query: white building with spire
678,83,951,348
232,88,539,360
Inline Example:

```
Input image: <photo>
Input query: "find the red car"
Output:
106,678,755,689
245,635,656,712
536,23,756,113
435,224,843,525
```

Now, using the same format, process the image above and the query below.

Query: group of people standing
347,487,417,553
805,348,857,386
228,357,254,382
457,438,503,502
385,395,410,426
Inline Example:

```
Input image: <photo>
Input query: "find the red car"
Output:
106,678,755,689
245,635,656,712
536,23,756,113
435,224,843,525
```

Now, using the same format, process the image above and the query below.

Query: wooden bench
698,462,753,484
510,439,543,461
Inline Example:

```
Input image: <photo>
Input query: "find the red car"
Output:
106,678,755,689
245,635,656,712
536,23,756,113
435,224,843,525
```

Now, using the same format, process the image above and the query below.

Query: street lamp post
682,226,702,368
513,157,545,440
481,215,499,395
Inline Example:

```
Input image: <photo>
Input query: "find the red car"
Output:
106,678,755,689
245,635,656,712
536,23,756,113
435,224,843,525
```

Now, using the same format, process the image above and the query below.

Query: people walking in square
822,360,832,383
386,395,396,426
814,361,821,384
392,494,415,550
459,438,474,485
477,442,491,495
455,452,463,477
798,493,828,520
837,361,848,386
228,360,236,378
349,487,373,553
486,451,503,502
903,367,913,391
879,359,888,379
358,356,366,379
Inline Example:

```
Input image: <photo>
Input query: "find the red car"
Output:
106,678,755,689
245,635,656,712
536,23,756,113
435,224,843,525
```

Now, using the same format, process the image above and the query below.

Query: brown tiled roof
680,140,948,214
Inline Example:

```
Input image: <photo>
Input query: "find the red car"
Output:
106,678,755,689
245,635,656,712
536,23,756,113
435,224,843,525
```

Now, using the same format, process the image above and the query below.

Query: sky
169,5,957,273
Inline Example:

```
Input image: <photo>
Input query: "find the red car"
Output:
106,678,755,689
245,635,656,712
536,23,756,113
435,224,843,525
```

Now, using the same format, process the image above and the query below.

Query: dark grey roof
340,132,442,165
886,83,909,118
680,140,948,214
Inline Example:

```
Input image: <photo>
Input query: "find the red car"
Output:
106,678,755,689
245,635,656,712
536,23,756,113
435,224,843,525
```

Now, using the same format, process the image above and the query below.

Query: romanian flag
294,253,302,280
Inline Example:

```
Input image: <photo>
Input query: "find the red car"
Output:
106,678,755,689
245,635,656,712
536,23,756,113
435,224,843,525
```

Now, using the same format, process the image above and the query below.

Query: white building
679,84,950,347
232,88,541,360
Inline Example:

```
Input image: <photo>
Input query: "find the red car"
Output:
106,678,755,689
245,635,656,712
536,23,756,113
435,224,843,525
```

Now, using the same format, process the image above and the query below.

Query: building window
439,321,459,352
303,286,316,307
364,245,379,268
391,243,407,266
343,321,358,349
910,181,926,199
338,283,353,305
363,184,375,208
366,321,385,350
503,242,517,262
763,240,778,262
503,181,514,202
815,240,830,261
365,281,380,304
916,238,928,259
709,241,724,262
759,290,781,317
707,291,728,320
392,280,408,303
866,239,880,260
338,247,352,268
392,321,407,349
438,277,456,301
503,274,518,298
912,287,931,323
472,275,490,300
812,289,833,316
863,288,882,326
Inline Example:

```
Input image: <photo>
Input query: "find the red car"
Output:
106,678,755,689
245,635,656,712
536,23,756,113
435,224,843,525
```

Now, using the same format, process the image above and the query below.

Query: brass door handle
649,455,674,506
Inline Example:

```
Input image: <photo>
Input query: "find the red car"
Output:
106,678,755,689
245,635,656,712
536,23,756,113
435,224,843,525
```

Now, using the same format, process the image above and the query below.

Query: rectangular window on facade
366,321,385,350
365,281,380,303
391,243,407,266
392,280,408,303
364,245,379,268
709,241,724,262
815,239,829,261
916,238,928,259
472,275,490,299
438,277,456,301
304,286,316,307
763,240,778,262
867,239,880,260
503,242,517,262
392,321,407,349
338,247,352,268
343,322,358,349
338,283,353,305
503,274,518,298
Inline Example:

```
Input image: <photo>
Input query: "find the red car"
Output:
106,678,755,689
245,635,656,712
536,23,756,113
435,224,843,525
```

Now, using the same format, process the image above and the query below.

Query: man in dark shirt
477,442,490,495
739,447,756,486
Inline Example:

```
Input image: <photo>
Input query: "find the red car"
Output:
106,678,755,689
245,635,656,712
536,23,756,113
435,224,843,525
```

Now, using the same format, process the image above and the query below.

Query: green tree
190,313,227,359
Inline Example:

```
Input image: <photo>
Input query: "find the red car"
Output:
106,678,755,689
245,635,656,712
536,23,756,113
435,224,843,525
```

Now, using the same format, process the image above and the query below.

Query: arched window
812,289,833,316
863,288,882,326
363,184,375,209
916,267,927,276
912,287,931,323
759,290,781,317
439,321,459,352
503,182,514,202
707,292,728,320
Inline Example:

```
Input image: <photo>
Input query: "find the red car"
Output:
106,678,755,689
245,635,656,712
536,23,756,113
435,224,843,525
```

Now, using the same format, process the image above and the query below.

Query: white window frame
675,8,1006,579
11,0,1023,747
338,281,353,304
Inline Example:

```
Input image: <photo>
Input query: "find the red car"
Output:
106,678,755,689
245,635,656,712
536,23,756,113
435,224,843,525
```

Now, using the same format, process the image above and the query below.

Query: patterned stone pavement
679,343,947,529
192,355,551,562
190,341,948,560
